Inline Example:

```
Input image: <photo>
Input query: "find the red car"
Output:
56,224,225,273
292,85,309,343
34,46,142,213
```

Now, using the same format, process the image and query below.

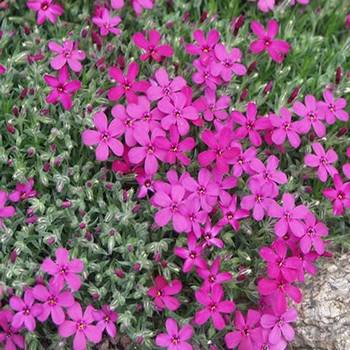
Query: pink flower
147,68,187,102
59,303,102,350
269,107,302,148
186,29,220,62
260,308,297,345
148,276,182,311
224,309,261,350
231,146,257,177
250,20,290,63
92,8,121,37
304,143,338,182
158,93,198,136
133,30,173,62
323,174,350,216
27,0,63,25
344,163,350,179
0,191,16,228
198,128,239,174
131,0,154,16
93,305,118,338
317,89,349,124
128,125,165,174
194,284,235,330
211,44,247,82
44,66,81,110
179,197,207,237
260,240,301,282
218,192,249,230
10,290,42,332
267,193,308,237
82,112,124,161
174,233,206,273
136,174,155,198
48,40,85,72
293,95,325,137
32,281,75,325
111,0,124,9
257,0,275,12
108,61,150,103
9,179,37,202
294,212,328,254
0,310,25,350
346,14,350,29
232,102,271,147
0,64,6,75
41,247,84,291
192,58,220,90
155,318,193,350
201,221,224,248
255,329,287,350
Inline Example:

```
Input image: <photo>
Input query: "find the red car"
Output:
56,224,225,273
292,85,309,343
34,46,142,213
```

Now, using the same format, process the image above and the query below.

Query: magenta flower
27,0,63,25
257,0,275,12
10,290,42,332
194,284,235,330
192,58,220,90
148,276,182,311
179,197,207,237
82,112,124,161
136,174,155,198
323,174,350,215
317,89,349,124
186,29,220,62
198,127,239,174
0,64,6,75
158,93,198,136
174,233,206,273
93,305,118,338
59,303,102,350
269,107,302,148
260,240,301,282
92,8,121,37
147,68,187,102
261,308,297,345
250,20,290,63
155,318,193,350
293,95,325,137
41,247,84,291
231,146,257,177
196,257,232,290
44,66,81,111
201,221,224,248
0,310,25,350
267,193,308,237
132,0,154,16
218,192,249,230
232,102,271,147
48,40,85,72
133,30,173,62
9,179,37,202
294,212,328,254
224,309,262,350
255,329,287,350
32,281,75,325
108,61,149,103
304,142,338,182
0,191,16,228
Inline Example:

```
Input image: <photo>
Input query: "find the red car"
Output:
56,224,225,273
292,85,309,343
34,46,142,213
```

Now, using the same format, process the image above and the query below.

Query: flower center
208,275,215,283
156,290,162,297
104,316,110,323
147,145,154,154
171,336,180,345
307,227,315,236
175,110,181,118
264,39,271,47
41,2,49,10
59,265,68,275
209,303,217,311
101,132,110,141
170,144,178,152
77,321,86,331
256,195,262,203
224,59,232,68
246,121,254,130
320,156,328,165
64,51,71,58
226,212,234,220
144,180,151,188
23,307,30,316
284,211,291,221
143,113,150,121
337,191,345,200
124,82,131,91
283,122,291,130
198,186,206,195
163,87,170,95
126,119,133,127
57,86,64,93
238,158,244,165
48,296,57,306
308,112,316,121
328,104,335,112
189,251,197,259
204,233,211,240
202,46,210,53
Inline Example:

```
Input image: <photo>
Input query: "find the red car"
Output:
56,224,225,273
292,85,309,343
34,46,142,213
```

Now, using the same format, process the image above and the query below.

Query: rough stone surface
294,254,350,350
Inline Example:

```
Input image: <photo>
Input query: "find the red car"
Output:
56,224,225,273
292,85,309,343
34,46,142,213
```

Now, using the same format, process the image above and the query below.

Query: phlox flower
232,102,271,147
0,191,16,228
32,281,75,325
174,233,206,273
155,318,193,350
212,171,238,196
58,303,102,350
201,221,224,248
304,142,338,182
27,0,63,25
82,112,124,161
44,66,81,110
41,247,84,291
317,89,349,124
231,146,257,177
148,276,182,311
343,163,350,179
257,0,275,12
133,30,173,62
179,197,207,237
323,174,350,216
9,290,42,332
136,174,155,198
250,20,290,63
267,193,308,237
0,64,6,75
0,310,25,350
9,178,36,202
147,68,187,102
48,40,85,72
224,309,261,350
293,95,325,137
194,284,235,330
92,8,121,37
93,305,118,338
111,0,124,9
192,58,221,90
108,61,150,103
132,0,154,16
255,329,287,350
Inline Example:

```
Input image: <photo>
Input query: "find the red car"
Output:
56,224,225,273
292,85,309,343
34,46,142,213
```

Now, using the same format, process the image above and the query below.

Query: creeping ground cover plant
0,0,350,349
